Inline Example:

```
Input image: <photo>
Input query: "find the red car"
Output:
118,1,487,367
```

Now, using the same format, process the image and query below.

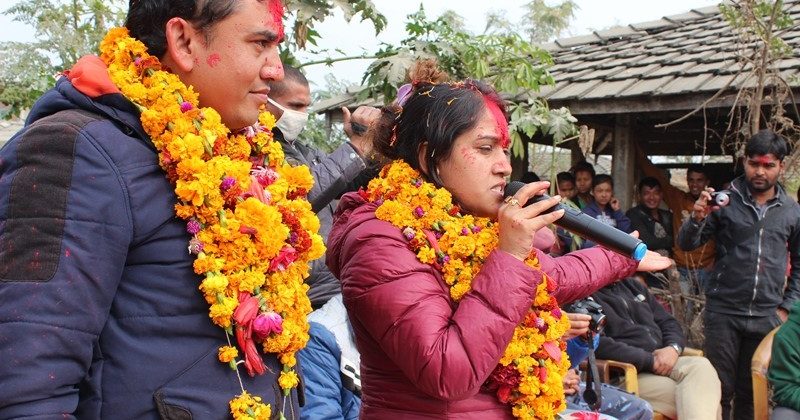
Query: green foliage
720,0,793,58
358,5,575,158
1,0,126,118
283,0,386,56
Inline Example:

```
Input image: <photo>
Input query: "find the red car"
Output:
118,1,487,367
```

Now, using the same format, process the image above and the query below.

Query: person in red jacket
326,62,671,419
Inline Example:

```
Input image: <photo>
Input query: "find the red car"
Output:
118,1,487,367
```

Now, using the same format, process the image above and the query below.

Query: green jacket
769,300,800,410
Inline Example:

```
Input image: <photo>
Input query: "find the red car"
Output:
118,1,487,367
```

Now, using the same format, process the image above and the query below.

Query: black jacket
626,205,674,255
678,176,800,316
592,278,686,373
274,129,376,308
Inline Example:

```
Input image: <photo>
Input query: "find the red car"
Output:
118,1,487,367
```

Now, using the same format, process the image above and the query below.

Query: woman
326,63,671,419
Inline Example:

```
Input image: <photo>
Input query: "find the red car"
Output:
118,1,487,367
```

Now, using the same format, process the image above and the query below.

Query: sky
0,0,721,89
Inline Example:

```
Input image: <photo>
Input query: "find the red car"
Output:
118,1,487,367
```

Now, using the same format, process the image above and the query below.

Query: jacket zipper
734,184,782,316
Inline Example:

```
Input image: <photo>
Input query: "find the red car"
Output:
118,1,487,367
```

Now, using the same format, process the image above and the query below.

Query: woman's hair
371,60,507,186
592,174,614,189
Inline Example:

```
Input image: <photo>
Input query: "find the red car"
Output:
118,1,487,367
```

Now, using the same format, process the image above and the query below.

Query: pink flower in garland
253,311,283,339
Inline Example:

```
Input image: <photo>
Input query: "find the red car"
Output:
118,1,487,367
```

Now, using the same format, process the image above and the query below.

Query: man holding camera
591,276,721,419
678,130,800,420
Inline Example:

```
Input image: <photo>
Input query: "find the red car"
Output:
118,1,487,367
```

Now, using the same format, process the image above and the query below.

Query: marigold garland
362,161,571,420
99,27,324,419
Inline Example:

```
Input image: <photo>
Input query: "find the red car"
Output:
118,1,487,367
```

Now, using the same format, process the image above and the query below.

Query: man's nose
262,50,284,81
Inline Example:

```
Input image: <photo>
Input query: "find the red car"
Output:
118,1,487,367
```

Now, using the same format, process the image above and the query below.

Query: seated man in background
626,177,673,257
592,276,721,419
769,300,800,420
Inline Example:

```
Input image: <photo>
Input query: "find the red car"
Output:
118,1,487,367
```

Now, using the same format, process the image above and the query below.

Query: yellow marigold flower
279,164,314,193
199,273,228,303
259,111,277,131
230,392,271,420
218,346,238,363
278,370,299,390
209,296,237,328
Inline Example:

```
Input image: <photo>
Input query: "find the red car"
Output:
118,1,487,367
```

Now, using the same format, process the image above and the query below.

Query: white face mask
268,97,309,142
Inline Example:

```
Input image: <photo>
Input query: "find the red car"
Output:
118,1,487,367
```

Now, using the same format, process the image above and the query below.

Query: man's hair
571,160,596,177
637,176,661,191
269,64,309,97
557,171,575,184
126,0,241,59
592,174,614,189
745,129,789,160
521,172,540,183
686,164,709,178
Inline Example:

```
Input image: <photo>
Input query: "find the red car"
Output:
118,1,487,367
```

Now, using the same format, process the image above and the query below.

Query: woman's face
436,107,512,218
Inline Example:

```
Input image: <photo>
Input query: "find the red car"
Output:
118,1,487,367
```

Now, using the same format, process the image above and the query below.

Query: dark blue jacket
0,76,300,419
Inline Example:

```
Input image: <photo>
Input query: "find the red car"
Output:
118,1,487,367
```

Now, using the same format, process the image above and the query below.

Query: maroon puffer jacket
326,192,638,419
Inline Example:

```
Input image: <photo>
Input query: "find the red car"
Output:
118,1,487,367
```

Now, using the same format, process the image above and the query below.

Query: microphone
504,181,647,261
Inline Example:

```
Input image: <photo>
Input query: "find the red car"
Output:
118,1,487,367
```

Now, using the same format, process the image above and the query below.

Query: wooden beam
612,114,635,210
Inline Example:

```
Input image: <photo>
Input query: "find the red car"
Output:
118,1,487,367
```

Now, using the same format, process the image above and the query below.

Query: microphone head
504,181,526,198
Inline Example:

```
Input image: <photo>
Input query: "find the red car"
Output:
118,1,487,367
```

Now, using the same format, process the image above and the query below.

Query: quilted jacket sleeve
340,220,541,401
537,247,638,305
298,322,361,420
302,142,366,213
0,118,132,418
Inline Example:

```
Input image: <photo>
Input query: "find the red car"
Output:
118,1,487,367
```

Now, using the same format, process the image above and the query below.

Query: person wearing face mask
265,64,380,309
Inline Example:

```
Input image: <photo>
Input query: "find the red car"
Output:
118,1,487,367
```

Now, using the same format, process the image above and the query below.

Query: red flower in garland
233,292,266,377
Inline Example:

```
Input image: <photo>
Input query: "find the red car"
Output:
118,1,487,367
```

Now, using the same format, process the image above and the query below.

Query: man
678,130,800,420
0,0,299,418
626,177,674,256
769,300,800,419
265,65,380,308
636,148,715,294
592,276,722,419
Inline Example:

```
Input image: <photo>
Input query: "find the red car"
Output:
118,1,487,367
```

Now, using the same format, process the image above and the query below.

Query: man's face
745,153,784,194
179,0,285,130
264,80,311,118
639,185,662,210
686,171,709,199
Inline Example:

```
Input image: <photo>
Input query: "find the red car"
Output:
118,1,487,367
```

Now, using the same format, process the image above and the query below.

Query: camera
708,190,731,207
563,297,606,336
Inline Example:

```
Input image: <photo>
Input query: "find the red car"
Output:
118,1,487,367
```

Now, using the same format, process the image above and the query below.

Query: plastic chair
752,326,781,420
589,348,703,420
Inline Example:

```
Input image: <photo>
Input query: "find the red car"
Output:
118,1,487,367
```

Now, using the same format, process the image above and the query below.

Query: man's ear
164,17,201,73
417,142,429,176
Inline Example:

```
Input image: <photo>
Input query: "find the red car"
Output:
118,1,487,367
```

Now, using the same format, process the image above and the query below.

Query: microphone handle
524,194,647,261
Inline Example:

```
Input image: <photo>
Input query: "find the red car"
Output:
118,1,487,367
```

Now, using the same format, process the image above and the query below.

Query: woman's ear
163,17,201,73
417,142,429,176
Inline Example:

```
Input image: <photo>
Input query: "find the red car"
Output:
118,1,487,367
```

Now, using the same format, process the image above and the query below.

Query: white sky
0,0,721,89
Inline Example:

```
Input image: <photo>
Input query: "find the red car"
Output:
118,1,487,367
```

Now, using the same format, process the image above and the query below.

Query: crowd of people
0,1,799,420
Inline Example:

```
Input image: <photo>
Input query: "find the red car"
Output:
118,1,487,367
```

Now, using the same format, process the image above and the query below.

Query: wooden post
510,136,529,181
612,115,635,211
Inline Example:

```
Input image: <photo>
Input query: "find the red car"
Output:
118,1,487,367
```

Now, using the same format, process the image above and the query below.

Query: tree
0,0,126,118
659,1,799,187
356,6,578,162
0,0,388,118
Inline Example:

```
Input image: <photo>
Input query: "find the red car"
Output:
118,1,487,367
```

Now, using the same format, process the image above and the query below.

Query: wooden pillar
612,114,635,211
510,136,529,181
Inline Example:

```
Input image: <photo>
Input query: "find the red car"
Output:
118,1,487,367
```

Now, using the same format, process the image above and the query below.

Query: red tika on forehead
750,155,778,165
483,96,510,149
267,0,285,40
